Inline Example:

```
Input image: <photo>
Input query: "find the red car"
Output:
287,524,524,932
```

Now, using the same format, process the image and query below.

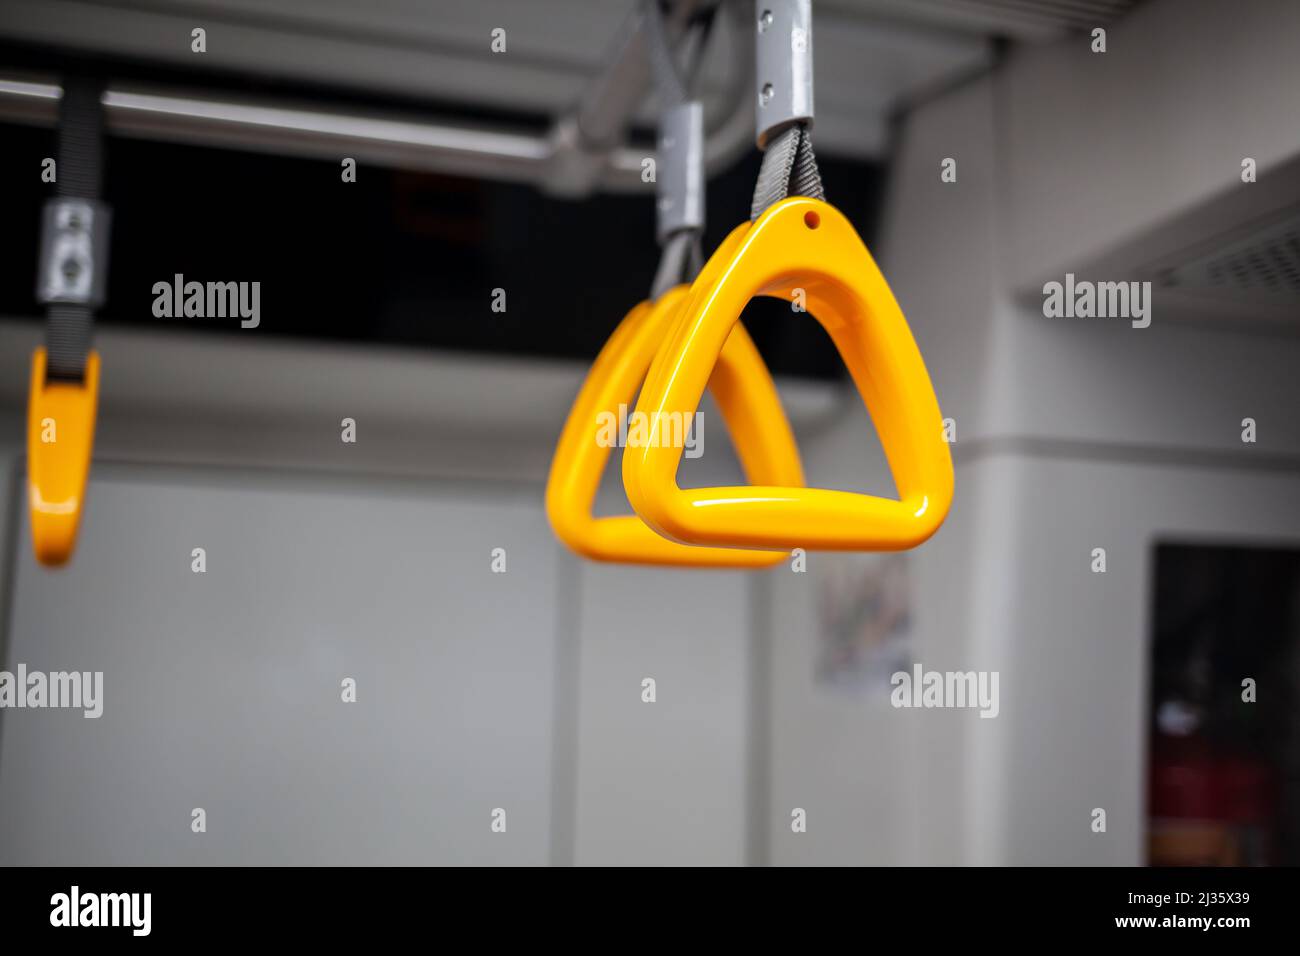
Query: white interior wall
0,318,820,865
570,562,753,865
1001,0,1300,293
763,0,1300,866
995,456,1300,865
1,467,562,865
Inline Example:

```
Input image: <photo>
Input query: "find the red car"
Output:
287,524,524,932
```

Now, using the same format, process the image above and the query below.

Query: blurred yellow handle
28,347,99,566
546,284,804,567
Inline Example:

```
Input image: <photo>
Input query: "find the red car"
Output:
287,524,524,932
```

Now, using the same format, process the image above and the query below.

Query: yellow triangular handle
546,284,804,566
28,347,99,566
624,198,953,551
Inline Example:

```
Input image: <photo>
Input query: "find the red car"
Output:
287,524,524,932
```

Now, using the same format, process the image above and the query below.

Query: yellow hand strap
624,198,953,551
546,284,804,567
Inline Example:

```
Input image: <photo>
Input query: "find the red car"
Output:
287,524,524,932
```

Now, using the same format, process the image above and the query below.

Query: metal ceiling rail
0,1,753,196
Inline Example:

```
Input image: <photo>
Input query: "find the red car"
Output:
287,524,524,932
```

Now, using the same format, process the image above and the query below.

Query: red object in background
1149,730,1278,866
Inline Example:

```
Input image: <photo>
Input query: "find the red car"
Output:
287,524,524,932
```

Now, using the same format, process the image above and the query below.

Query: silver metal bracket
754,0,813,150
656,100,705,243
36,198,111,307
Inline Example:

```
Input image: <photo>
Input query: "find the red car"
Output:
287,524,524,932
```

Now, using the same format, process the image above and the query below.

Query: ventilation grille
1156,211,1300,305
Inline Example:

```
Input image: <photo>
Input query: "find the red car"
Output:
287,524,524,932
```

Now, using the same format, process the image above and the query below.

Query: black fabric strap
45,77,105,382
45,303,94,379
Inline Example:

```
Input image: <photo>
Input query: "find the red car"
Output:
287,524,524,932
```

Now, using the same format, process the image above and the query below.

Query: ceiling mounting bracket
754,0,814,150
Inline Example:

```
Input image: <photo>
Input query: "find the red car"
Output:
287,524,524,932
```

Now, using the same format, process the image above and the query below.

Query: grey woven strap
750,122,824,220
645,0,711,298
645,0,687,109
649,230,704,300
45,77,105,382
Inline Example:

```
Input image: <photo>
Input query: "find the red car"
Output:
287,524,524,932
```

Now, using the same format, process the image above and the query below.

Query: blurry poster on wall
816,553,912,693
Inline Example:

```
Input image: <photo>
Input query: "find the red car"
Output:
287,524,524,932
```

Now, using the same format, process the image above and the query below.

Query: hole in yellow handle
624,198,953,552
546,284,805,567
27,347,99,567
